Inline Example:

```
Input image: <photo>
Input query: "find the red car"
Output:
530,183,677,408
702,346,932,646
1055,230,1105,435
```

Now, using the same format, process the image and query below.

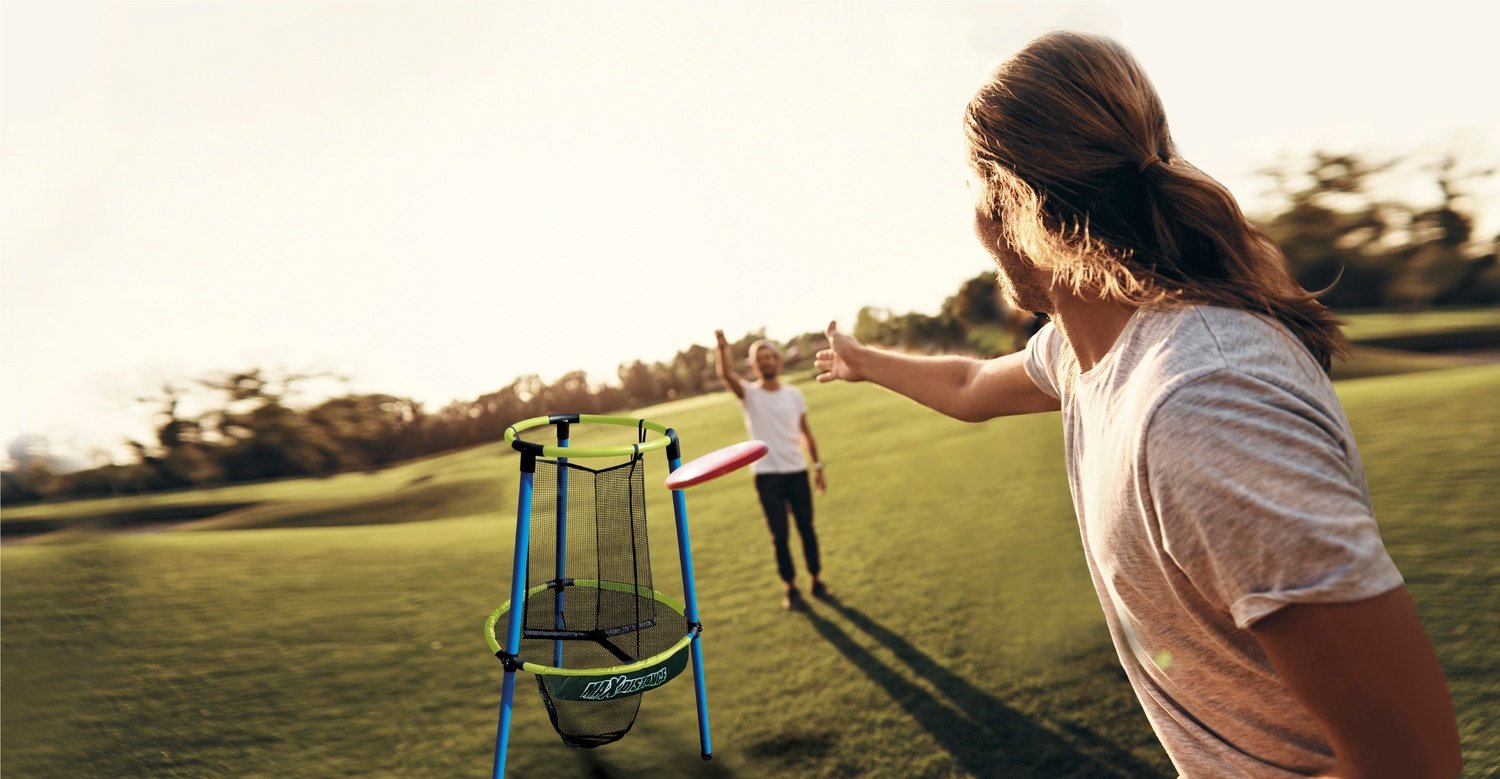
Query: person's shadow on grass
795,598,1168,778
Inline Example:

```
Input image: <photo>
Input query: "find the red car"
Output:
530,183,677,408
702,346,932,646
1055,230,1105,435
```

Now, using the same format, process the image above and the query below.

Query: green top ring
504,414,673,459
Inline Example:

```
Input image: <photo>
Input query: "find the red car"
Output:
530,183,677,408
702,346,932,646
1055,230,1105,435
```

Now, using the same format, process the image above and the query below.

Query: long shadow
801,599,1168,778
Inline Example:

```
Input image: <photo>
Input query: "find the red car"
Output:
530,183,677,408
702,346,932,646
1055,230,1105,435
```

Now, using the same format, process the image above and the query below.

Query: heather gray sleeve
1022,322,1063,400
1143,370,1403,628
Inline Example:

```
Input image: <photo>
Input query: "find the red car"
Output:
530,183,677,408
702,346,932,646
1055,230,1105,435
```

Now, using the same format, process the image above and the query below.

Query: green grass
1339,306,1500,343
1329,345,1474,381
1328,366,1500,772
3,384,1159,778
0,440,519,534
4,366,1499,776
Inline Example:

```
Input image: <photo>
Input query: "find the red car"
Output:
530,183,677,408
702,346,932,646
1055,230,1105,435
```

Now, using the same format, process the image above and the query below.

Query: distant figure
714,330,829,610
816,32,1460,778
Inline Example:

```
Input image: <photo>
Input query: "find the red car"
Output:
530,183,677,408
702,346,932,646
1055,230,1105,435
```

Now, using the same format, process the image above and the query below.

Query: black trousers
754,471,820,583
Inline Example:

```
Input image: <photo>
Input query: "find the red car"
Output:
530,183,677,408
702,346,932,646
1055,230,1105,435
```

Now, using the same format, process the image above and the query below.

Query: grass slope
4,365,1498,777
1338,306,1500,343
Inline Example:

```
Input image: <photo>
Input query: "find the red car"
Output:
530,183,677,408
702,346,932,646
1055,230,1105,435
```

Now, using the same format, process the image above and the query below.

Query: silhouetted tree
617,361,657,408
1260,150,1496,309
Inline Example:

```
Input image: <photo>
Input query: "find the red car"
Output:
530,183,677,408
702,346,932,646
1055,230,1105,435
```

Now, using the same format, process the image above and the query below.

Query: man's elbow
1426,730,1464,779
1440,749,1465,778
1336,716,1462,778
1343,747,1462,779
948,398,995,424
1403,733,1466,779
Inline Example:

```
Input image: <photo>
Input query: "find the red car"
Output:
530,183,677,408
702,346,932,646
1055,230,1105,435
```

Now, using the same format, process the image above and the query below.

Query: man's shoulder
1136,320,1348,459
1130,305,1325,390
1104,307,1338,450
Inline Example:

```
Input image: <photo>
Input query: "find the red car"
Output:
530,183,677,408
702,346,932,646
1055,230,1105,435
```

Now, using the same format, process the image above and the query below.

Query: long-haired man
817,32,1460,778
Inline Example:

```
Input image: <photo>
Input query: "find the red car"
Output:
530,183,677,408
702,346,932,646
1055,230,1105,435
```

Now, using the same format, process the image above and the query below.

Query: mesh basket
514,455,689,748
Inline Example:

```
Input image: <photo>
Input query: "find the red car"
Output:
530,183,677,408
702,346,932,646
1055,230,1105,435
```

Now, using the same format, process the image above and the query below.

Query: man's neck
757,378,782,391
1048,294,1139,373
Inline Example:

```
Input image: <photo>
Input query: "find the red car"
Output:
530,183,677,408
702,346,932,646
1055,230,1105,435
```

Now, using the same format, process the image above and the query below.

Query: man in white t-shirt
815,31,1459,779
715,330,829,610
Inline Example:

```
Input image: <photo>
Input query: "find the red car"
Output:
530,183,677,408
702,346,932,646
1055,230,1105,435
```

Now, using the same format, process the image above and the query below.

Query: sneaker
810,580,833,601
782,588,805,611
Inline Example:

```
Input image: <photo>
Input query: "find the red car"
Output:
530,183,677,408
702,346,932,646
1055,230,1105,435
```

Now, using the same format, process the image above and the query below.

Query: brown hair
964,31,1345,370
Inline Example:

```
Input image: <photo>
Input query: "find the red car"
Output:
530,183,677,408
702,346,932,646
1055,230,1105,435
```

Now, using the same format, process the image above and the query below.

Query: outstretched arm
814,321,1057,422
1251,587,1462,779
714,330,744,400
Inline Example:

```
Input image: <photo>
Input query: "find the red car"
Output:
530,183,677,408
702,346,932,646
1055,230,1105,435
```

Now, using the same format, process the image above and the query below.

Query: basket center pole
554,421,569,667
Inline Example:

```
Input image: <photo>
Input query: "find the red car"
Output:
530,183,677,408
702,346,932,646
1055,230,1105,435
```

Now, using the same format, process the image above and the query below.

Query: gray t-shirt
1023,305,1403,778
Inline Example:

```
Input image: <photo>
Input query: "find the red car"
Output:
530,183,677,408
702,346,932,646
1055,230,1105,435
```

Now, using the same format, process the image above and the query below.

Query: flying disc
664,440,769,490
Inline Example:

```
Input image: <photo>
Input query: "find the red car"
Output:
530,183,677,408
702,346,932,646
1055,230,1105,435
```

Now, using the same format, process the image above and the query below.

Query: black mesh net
516,454,687,748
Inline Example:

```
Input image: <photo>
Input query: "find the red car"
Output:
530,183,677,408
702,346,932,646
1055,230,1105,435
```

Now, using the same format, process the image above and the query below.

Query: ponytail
966,32,1347,371
1142,158,1345,370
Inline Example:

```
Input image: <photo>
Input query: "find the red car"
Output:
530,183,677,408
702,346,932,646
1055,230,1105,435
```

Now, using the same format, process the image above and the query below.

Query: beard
975,211,1054,315
995,259,1054,315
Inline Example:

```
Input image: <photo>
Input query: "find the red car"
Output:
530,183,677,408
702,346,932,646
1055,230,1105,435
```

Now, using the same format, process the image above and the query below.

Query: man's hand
815,321,866,383
715,329,729,349
814,468,827,496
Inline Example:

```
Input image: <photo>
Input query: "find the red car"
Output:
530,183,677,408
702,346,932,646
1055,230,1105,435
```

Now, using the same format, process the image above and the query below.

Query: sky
3,0,1498,465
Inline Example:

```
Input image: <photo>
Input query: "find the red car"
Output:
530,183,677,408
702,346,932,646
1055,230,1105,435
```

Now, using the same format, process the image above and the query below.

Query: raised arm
1251,587,1462,779
714,330,745,400
814,321,1058,422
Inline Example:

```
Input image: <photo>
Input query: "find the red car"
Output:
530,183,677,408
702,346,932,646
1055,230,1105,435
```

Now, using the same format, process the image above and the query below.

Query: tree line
1262,151,1497,309
3,149,1494,504
0,332,826,504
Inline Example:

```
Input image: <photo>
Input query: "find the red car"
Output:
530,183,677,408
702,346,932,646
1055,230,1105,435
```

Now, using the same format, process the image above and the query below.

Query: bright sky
3,1,1497,463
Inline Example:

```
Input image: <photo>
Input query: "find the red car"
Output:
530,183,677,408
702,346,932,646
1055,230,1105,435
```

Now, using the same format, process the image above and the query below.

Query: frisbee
665,440,769,490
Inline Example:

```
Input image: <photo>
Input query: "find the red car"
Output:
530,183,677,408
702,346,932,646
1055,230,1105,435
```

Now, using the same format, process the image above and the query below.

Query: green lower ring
485,579,692,677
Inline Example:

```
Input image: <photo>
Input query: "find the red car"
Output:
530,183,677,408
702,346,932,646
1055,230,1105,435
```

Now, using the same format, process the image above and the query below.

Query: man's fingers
826,320,839,338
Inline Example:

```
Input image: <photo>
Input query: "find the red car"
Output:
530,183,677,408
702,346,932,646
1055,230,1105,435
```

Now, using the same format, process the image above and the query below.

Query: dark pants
754,471,820,584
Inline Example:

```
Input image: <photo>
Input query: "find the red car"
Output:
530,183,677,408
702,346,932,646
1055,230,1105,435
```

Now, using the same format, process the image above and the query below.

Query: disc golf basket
485,414,766,778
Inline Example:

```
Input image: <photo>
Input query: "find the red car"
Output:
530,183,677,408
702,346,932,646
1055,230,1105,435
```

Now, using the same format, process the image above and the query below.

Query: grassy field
4,340,1499,777
1337,306,1500,343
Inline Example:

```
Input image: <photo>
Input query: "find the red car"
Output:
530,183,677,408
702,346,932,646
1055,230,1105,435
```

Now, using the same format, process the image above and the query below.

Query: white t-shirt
1023,305,1403,778
740,382,808,475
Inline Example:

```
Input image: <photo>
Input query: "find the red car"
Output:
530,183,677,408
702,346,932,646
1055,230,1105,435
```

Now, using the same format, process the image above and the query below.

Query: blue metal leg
668,455,713,760
554,437,568,668
493,469,535,779
493,669,518,779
